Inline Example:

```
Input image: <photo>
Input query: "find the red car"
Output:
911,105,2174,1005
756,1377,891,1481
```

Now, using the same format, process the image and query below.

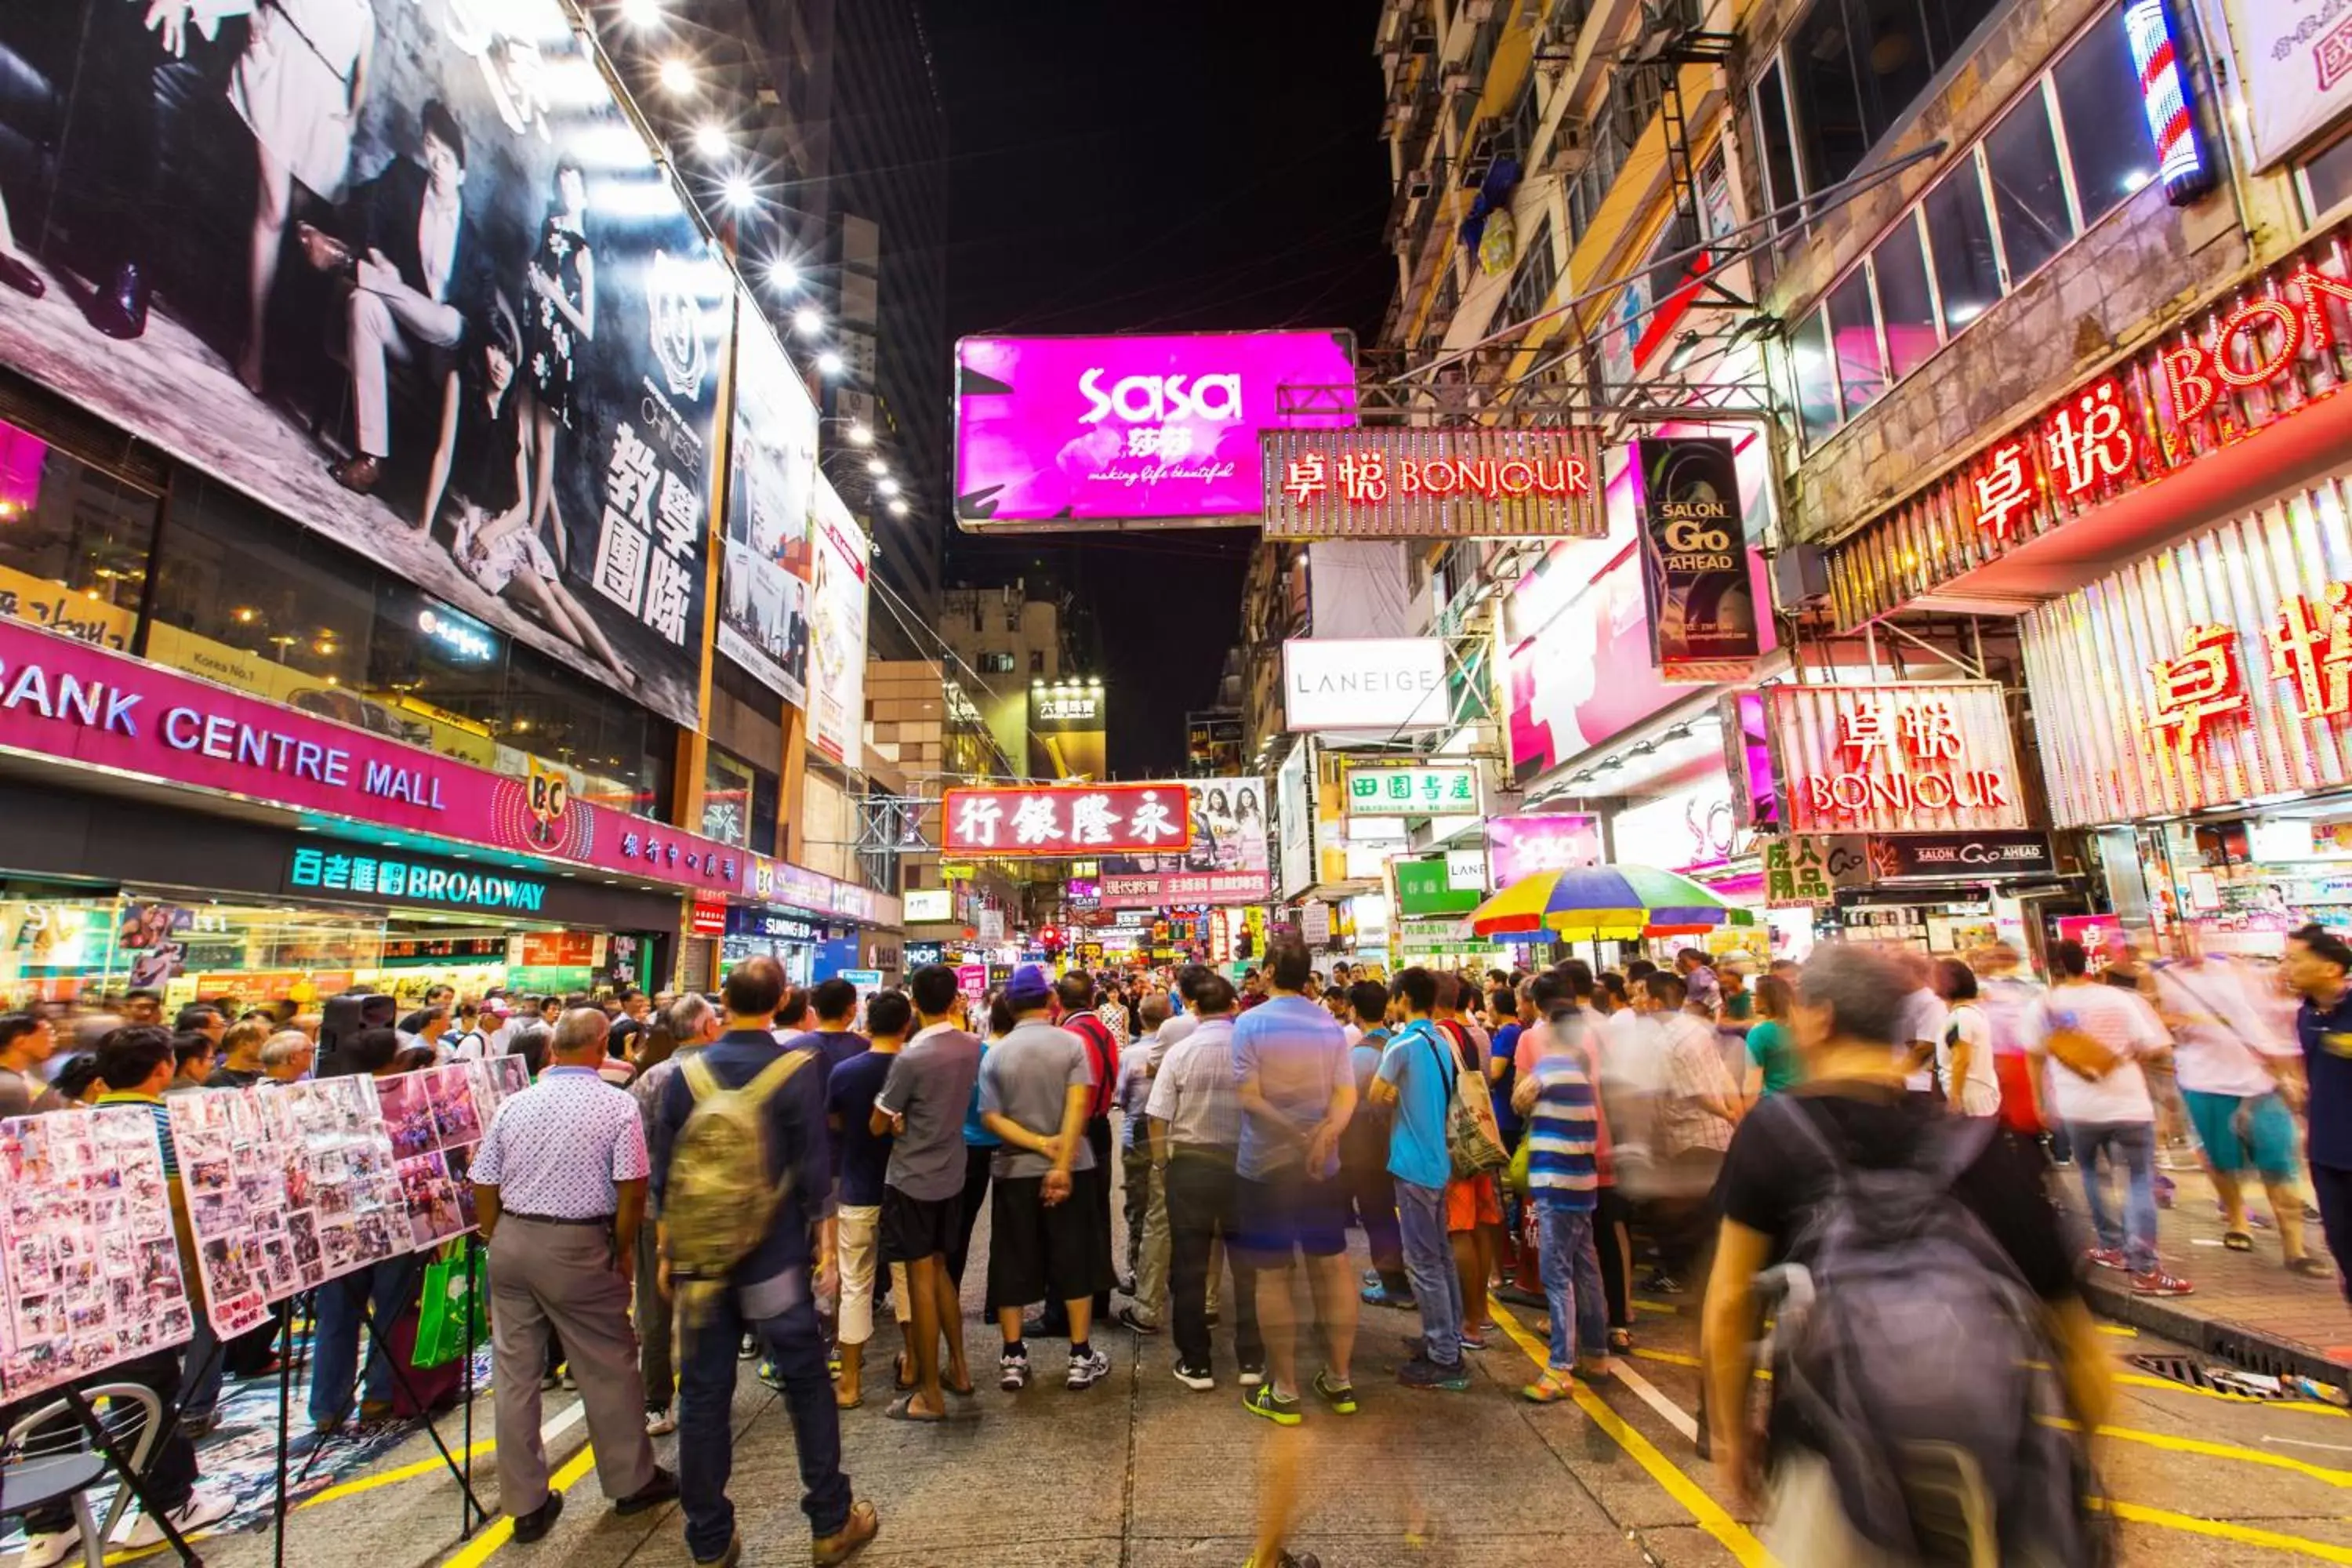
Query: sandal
1520,1371,1575,1404
884,1393,944,1422
1608,1328,1635,1354
2223,1231,2255,1252
894,1354,916,1392
2288,1255,2333,1279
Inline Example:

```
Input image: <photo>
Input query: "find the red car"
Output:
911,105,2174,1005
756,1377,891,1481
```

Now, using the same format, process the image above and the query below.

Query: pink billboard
954,332,1356,525
1486,815,1603,889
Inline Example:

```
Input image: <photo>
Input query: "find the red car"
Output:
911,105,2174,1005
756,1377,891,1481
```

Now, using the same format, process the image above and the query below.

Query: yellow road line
437,1443,598,1568
1488,1301,1775,1567
2096,1323,2139,1338
299,1441,498,1511
2047,1419,2352,1487
2099,1497,2352,1563
2114,1372,2351,1417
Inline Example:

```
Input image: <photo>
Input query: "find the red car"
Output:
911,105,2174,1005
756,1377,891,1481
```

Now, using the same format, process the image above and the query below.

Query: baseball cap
482,998,512,1018
1006,964,1054,1007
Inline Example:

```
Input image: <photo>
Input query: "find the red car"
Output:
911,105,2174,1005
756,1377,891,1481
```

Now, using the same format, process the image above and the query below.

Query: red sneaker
2130,1270,2195,1297
2085,1247,2129,1271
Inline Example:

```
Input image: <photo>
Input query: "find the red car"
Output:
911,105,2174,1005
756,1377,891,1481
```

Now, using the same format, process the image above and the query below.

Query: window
0,418,159,652
1029,648,1045,673
1827,267,1886,419
1767,0,2009,201
1983,85,2075,284
2307,133,2352,220
1791,310,1843,446
1871,212,1940,379
1754,60,1804,231
1504,220,1556,324
979,650,1014,673
1923,159,2001,333
1787,2,1872,198
1502,71,1542,162
2051,13,2159,224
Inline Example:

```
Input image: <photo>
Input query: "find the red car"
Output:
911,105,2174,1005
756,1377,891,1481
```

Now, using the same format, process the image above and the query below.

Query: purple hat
1007,964,1055,1006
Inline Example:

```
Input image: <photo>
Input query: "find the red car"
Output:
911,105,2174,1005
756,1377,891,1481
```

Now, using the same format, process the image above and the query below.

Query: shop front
722,906,854,988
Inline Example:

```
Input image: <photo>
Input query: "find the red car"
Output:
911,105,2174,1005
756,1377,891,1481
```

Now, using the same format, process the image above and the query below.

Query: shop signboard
517,931,602,968
1613,779,1746,873
1635,439,1761,683
1276,747,1315,898
728,908,829,945
716,303,822,708
2021,499,2352,826
750,858,895,926
957,964,989,1003
808,486,869,763
1394,856,1482,917
0,0,729,729
940,783,1193,856
1825,218,2352,630
0,618,745,895
288,843,550,915
904,942,948,969
1762,835,1870,906
954,332,1357,527
904,887,955,923
690,898,728,937
1282,638,1450,732
2225,0,2352,169
1261,426,1605,539
1029,681,1109,781
1761,683,2029,837
1486,815,1602,889
1865,831,2056,880
1341,764,1479,816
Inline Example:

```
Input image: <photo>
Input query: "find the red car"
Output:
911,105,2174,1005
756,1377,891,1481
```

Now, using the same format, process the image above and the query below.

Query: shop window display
0,417,160,652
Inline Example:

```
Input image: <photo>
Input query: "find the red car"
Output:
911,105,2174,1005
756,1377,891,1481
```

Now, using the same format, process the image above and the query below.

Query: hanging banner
1261,426,1604,539
1761,682,2029,836
2225,0,2352,169
717,302,822,708
1098,775,1270,909
1635,438,1760,682
808,483,869,763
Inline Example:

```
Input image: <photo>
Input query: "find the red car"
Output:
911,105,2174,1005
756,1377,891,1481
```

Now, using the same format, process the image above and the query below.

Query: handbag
1432,1026,1509,1179
412,1243,487,1369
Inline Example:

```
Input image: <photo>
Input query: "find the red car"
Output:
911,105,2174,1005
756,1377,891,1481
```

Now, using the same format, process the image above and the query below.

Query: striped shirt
96,1091,177,1178
1522,1053,1599,1212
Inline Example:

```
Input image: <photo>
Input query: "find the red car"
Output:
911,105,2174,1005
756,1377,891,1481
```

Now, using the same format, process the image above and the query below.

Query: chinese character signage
1097,775,1269,909
287,843,550,915
954,333,1357,528
1762,835,1869,906
1761,682,2027,836
1341,764,1480,816
1261,427,1604,539
1827,222,2352,630
1486,815,1602,889
0,0,727,728
2223,0,2352,171
1029,681,1108,781
2022,502,2352,826
1634,439,1762,682
1393,856,1483,917
717,300,823,709
808,486,870,764
940,784,1194,856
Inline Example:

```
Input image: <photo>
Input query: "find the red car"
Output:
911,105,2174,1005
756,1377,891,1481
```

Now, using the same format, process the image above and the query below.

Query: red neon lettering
1805,776,1836,815
1497,459,1535,495
2212,299,2304,389
1563,456,1591,493
1422,459,1459,496
1457,459,1494,494
1914,773,1955,808
2292,264,2352,349
2161,342,2217,425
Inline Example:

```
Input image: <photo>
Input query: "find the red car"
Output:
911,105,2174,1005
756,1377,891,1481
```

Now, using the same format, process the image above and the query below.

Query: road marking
2048,1419,2352,1486
2097,1498,2352,1563
1487,1302,1773,1567
2096,1323,2139,1338
2114,1372,2351,1417
1613,1359,1700,1443
2266,1436,2352,1454
297,1441,497,1510
437,1443,599,1568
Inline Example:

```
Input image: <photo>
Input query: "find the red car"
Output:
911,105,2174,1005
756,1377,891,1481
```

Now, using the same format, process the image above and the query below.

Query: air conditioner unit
1465,0,1501,19
1771,542,1831,608
1543,118,1588,173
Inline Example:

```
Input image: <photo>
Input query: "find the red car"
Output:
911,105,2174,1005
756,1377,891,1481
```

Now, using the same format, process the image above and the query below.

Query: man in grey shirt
1146,974,1261,1388
872,965,983,1420
978,965,1112,1392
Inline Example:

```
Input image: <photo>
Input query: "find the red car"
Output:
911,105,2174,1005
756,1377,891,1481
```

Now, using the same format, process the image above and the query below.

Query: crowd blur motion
7,920,2352,1568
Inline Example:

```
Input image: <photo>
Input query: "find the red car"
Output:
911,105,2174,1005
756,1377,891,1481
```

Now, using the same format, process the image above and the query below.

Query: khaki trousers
488,1218,656,1515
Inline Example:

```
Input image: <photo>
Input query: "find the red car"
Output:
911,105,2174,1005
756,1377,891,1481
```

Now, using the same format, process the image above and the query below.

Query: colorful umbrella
1468,864,1755,941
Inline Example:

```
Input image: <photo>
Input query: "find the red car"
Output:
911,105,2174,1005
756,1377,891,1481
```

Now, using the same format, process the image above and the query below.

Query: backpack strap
681,1049,808,1108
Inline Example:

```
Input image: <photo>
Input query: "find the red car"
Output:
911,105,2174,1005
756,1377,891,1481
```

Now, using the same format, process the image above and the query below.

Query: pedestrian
1341,980,1410,1310
630,993,723,1436
2153,952,2325,1275
0,1010,63,1116
1645,971,1741,1293
166,1029,216,1094
1050,970,1122,1334
1147,973,1261,1390
1114,993,1174,1334
788,977,871,1096
871,965,985,1418
1740,974,1799,1098
771,985,811,1042
1511,996,1610,1403
829,989,914,1410
1432,975,1502,1345
1896,951,1949,1096
2285,924,2352,1295
1700,945,2112,1563
653,956,877,1568
978,964,1112,1392
2031,938,2190,1295
470,1007,676,1543
307,1025,422,1432
1372,967,1468,1392
1935,959,2002,1117
203,1017,271,1087
945,992,1011,1294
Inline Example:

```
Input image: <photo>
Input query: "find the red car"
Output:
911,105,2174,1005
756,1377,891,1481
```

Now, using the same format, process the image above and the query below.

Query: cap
482,999,512,1018
1006,963,1054,1006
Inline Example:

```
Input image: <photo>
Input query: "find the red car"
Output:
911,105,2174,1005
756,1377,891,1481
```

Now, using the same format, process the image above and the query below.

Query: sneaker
615,1466,680,1515
2131,1269,2195,1297
113,1485,235,1548
999,1347,1030,1392
2085,1247,2129,1271
510,1491,565,1545
645,1403,677,1436
740,1334,759,1359
695,1533,742,1568
1238,1362,1265,1388
1312,1370,1357,1414
1244,1385,1303,1426
1639,1270,1682,1294
1113,1305,1161,1335
1359,1283,1416,1309
1458,1330,1490,1352
1397,1356,1471,1392
18,1526,84,1568
1173,1360,1216,1392
560,1367,578,1392
539,1369,564,1391
812,1499,880,1566
1067,1345,1112,1390
757,1359,784,1391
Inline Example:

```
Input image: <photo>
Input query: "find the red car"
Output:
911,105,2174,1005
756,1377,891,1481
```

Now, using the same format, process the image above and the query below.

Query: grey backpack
1764,1098,2111,1567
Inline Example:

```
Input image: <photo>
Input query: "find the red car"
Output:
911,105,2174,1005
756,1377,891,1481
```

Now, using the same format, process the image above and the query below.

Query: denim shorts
2183,1088,2300,1180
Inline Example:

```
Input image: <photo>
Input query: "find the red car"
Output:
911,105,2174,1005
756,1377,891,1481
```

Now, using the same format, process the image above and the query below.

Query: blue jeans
677,1279,851,1559
1536,1207,1607,1370
2069,1119,2158,1274
178,1317,225,1421
307,1258,418,1427
1396,1180,1462,1367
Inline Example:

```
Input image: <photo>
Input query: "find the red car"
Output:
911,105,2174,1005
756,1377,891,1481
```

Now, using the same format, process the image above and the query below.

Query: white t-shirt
1939,1002,2002,1116
1899,989,1948,1093
2027,983,2167,1123
2150,960,2291,1098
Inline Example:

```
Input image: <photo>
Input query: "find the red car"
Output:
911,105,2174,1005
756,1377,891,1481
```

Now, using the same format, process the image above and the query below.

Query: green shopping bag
412,1243,486,1368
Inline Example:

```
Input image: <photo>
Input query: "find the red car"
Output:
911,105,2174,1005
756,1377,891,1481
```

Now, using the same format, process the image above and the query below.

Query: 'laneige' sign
1281,637,1449,732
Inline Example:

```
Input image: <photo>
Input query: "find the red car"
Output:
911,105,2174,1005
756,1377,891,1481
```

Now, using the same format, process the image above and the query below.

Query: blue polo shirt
1231,993,1351,1181
2299,988,2352,1171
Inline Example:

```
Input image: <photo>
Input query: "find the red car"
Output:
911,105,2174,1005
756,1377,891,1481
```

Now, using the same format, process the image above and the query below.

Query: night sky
928,0,1393,779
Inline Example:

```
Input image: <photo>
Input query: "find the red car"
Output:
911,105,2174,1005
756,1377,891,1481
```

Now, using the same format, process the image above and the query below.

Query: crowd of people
10,920,2352,1566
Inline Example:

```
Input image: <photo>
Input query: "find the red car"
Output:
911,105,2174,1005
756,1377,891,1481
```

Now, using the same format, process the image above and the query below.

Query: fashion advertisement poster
1635,437,1760,681
0,0,726,728
717,299,822,709
808,481,869,764
1098,776,1272,909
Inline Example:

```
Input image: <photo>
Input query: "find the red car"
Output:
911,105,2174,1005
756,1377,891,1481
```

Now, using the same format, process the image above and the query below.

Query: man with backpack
1054,970,1123,1333
1699,944,2114,1565
1372,967,1471,1392
652,956,878,1568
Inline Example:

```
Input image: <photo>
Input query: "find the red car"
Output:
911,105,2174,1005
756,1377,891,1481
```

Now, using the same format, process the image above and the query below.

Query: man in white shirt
2029,939,2191,1296
1896,951,1948,1094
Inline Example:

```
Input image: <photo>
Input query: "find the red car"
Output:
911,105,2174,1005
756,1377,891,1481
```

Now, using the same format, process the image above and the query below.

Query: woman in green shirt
1742,974,1799,1095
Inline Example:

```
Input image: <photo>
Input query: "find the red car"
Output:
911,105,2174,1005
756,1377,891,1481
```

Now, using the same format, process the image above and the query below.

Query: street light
722,172,757,211
765,256,800,292
847,421,873,446
620,0,662,26
877,476,901,496
657,56,695,95
816,349,845,376
693,122,729,158
887,498,910,517
865,458,887,477
792,306,822,337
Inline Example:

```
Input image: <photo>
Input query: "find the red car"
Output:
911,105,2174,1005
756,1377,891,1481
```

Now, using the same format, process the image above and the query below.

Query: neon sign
1766,683,2029,835
2153,583,2352,754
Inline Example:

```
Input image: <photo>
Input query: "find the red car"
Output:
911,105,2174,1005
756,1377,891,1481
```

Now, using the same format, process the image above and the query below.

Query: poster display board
717,302,822,707
0,1106,194,1399
1098,775,1272,909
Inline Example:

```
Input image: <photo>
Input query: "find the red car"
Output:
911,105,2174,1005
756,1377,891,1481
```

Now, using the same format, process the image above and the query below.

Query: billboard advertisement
1029,680,1108,781
1098,775,1271,909
1635,439,1761,682
953,332,1357,527
808,482,869,763
1485,815,1602,889
1283,637,1450,732
0,0,728,728
718,304,822,707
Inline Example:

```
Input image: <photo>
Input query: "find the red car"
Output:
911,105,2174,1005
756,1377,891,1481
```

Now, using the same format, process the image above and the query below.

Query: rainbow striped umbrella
1469,864,1755,941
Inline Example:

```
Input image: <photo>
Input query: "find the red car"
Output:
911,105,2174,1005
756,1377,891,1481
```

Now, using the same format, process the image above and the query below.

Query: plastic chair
2,1453,110,1567
2,1381,168,1563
